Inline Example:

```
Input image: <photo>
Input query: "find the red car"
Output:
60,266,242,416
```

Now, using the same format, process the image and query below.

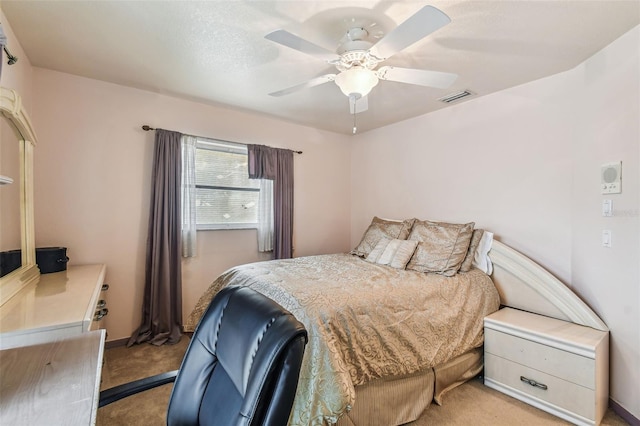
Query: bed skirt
334,347,483,426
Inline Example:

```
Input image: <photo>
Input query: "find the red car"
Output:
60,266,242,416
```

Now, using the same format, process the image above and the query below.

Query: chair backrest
167,286,308,426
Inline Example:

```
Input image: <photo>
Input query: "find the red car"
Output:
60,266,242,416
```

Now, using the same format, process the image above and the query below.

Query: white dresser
0,264,107,349
484,307,609,426
0,264,108,425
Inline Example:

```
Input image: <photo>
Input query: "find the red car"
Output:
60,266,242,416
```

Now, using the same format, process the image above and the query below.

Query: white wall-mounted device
601,161,622,194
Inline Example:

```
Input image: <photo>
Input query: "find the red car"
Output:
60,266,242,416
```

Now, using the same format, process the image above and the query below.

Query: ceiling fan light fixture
335,67,379,98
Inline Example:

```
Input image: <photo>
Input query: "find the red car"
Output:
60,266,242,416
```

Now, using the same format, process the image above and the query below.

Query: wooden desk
0,330,106,425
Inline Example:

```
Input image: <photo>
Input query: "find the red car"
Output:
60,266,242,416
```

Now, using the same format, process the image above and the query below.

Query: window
194,138,260,230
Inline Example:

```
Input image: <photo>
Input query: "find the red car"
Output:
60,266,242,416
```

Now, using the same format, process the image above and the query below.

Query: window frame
194,138,259,231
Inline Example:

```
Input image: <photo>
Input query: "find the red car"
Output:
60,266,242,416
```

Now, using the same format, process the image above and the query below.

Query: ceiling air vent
439,90,474,103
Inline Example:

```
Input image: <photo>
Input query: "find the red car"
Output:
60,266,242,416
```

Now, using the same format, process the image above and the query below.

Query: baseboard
104,332,192,349
610,398,640,426
105,337,129,349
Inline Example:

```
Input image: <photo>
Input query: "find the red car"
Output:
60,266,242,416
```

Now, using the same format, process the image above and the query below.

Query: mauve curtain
128,129,183,346
248,144,294,259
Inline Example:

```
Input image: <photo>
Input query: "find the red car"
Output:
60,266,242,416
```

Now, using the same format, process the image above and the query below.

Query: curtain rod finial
142,125,154,131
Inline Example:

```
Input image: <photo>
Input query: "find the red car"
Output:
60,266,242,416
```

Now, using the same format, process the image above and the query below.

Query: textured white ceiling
2,1,639,135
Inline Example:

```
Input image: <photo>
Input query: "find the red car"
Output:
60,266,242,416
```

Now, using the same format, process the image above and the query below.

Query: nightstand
484,307,609,426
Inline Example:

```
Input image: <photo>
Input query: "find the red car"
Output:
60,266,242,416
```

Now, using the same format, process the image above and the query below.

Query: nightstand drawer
485,328,595,388
484,308,608,425
485,353,595,420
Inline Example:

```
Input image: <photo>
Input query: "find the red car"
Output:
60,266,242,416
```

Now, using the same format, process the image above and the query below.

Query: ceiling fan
265,5,458,117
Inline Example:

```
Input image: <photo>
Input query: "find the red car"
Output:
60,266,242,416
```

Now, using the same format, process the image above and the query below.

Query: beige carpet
97,336,628,425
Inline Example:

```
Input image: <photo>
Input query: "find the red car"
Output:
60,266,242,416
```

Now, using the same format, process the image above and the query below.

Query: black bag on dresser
36,247,69,274
0,249,22,277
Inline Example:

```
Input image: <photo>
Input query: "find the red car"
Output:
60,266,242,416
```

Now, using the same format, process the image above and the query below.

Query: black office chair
99,286,308,425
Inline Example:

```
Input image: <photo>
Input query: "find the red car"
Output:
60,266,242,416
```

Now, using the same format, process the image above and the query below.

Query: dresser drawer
485,353,595,420
485,328,595,388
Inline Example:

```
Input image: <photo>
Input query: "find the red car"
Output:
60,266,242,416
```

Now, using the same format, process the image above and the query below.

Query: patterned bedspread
185,254,500,425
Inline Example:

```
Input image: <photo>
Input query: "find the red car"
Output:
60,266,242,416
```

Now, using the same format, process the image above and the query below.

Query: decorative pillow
406,220,475,276
472,231,494,275
459,229,485,272
365,238,419,269
351,217,416,258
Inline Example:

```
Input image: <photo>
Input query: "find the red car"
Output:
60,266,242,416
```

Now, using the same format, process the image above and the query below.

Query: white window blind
195,138,260,230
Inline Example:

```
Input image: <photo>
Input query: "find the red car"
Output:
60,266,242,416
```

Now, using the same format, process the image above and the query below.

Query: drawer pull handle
520,376,548,390
94,308,109,321
102,284,109,291
97,299,107,308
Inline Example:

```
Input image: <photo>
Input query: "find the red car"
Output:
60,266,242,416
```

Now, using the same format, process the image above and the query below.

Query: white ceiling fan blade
368,5,451,60
377,66,457,89
268,74,336,97
349,95,369,114
265,29,338,62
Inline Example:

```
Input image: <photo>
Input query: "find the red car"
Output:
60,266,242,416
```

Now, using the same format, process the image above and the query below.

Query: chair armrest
99,370,179,408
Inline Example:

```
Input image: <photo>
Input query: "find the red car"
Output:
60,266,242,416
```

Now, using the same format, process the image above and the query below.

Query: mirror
0,87,39,306
1,111,20,270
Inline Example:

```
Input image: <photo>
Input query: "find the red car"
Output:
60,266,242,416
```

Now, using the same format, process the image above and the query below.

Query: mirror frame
0,87,39,306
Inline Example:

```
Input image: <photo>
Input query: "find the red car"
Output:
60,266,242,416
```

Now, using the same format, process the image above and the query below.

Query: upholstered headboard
488,240,608,331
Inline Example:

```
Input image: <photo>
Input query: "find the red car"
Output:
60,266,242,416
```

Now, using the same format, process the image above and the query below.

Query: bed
185,217,608,426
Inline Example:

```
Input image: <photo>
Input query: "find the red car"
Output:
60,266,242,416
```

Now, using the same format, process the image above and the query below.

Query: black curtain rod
142,125,302,154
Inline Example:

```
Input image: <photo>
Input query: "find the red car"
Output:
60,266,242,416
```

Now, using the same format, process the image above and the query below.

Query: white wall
31,69,352,342
0,9,34,253
350,72,577,282
351,26,639,418
570,26,640,419
0,10,32,107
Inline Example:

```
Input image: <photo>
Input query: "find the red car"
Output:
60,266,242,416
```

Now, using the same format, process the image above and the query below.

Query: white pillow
472,231,493,274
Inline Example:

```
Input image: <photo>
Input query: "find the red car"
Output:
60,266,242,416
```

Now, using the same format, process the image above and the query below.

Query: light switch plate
602,200,612,217
602,230,612,248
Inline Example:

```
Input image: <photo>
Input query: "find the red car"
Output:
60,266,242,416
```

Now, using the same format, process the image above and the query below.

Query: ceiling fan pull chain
351,95,358,134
